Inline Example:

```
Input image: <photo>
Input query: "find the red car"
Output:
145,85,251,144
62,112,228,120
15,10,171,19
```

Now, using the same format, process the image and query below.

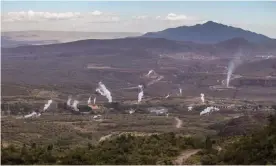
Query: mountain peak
200,21,225,28
143,21,273,44
204,21,218,25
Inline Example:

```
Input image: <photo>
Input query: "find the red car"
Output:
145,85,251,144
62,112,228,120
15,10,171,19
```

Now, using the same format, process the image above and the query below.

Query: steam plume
138,85,144,103
96,88,104,95
179,88,182,96
93,97,96,105
67,96,72,106
129,108,135,114
88,96,91,104
226,52,243,87
93,115,102,119
200,106,219,116
72,100,79,111
36,113,41,117
147,75,164,86
43,99,53,111
145,69,164,86
96,82,112,102
200,93,205,103
188,106,193,111
146,70,154,77
24,111,38,118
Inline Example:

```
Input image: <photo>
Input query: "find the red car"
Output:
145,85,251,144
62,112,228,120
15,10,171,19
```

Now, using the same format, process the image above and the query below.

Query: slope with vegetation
1,133,205,165
186,114,276,165
2,113,276,165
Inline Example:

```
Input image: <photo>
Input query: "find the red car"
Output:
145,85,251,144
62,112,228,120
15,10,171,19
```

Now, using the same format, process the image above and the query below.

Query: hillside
3,37,276,63
143,21,274,44
2,114,276,165
2,37,276,102
1,31,141,48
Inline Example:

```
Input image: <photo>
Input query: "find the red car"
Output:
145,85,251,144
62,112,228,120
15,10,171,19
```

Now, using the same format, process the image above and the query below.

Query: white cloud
132,14,192,21
132,15,148,20
1,10,202,33
165,13,188,21
90,10,102,16
3,10,82,22
1,10,274,38
155,16,161,20
2,10,110,22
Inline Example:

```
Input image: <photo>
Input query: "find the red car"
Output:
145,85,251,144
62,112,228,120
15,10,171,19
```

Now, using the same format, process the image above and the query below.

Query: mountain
143,21,274,44
1,36,59,48
2,37,276,100
1,37,207,55
3,37,276,59
1,31,141,48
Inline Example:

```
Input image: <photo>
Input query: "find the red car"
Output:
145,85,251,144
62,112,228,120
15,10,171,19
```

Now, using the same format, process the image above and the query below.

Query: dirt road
174,149,201,165
175,117,183,128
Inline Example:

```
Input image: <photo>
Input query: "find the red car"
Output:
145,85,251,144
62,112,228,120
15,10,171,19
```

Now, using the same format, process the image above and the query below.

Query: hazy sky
2,1,276,38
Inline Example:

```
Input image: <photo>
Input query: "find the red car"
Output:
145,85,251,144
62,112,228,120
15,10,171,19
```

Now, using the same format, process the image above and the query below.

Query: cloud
132,14,192,21
84,14,120,23
3,10,82,22
1,11,202,33
90,10,102,16
2,10,111,22
155,16,162,20
132,15,148,20
165,13,188,21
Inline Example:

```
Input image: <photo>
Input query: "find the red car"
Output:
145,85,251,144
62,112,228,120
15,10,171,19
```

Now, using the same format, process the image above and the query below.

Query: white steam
145,69,164,87
88,96,91,104
96,81,112,102
93,97,96,105
226,53,243,87
43,99,52,111
179,88,182,96
72,100,79,112
138,85,144,103
24,111,40,118
138,91,144,103
36,112,41,117
226,61,235,87
93,114,102,119
200,93,205,103
67,97,72,107
200,106,219,116
146,70,154,77
129,108,136,114
147,75,164,86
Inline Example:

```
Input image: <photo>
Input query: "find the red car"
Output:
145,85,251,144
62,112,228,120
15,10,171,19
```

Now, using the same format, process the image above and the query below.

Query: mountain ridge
143,21,274,44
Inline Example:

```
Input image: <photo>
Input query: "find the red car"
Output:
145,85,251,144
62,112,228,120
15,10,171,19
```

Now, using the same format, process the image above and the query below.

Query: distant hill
1,36,59,48
2,37,276,100
1,31,141,48
143,21,274,44
3,37,276,58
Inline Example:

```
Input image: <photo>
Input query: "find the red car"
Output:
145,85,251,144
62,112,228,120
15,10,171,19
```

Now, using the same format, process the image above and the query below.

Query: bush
201,154,218,165
1,132,203,165
216,114,276,164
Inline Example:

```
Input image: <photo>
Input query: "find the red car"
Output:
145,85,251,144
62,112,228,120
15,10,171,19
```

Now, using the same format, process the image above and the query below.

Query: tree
47,144,53,151
201,154,218,164
87,143,94,150
31,143,36,149
205,136,212,150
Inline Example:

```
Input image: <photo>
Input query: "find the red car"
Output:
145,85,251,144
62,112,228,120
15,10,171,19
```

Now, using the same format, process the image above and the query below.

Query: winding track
173,149,201,165
175,117,183,129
